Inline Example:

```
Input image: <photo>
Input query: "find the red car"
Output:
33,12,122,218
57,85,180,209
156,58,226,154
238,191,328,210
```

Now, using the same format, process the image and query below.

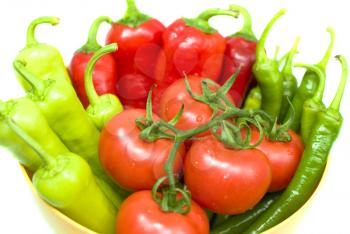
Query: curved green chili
279,36,300,120
284,27,335,132
295,63,326,144
15,16,71,90
211,192,281,234
253,9,286,120
243,55,347,234
85,44,123,130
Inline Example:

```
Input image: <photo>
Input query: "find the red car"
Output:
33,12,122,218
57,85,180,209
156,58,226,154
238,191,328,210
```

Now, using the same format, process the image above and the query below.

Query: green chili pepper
211,214,230,228
295,63,326,144
15,17,71,90
0,97,68,172
284,27,335,132
85,44,123,130
210,192,281,234
279,36,300,120
243,55,347,234
243,86,261,110
253,9,286,120
13,60,127,207
7,120,116,234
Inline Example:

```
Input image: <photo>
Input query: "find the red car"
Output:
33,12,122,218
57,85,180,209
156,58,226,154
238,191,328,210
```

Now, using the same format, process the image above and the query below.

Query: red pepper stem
256,9,286,62
294,63,325,103
282,36,300,76
84,43,118,105
318,27,335,70
164,140,183,192
13,60,46,94
197,8,239,22
229,5,256,41
7,119,56,167
78,16,113,53
125,0,141,17
330,55,348,112
26,16,60,46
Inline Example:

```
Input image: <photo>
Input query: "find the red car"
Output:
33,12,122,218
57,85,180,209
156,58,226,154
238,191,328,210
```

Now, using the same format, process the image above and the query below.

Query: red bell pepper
106,0,165,109
219,5,257,107
152,7,239,113
69,16,118,108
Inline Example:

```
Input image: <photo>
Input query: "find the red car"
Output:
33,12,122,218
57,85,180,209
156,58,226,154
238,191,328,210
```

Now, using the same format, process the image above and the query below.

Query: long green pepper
13,61,126,207
295,63,326,144
7,120,116,234
284,27,335,131
253,9,286,120
15,17,71,90
85,44,123,130
243,86,261,110
243,55,348,234
0,97,68,172
279,36,300,120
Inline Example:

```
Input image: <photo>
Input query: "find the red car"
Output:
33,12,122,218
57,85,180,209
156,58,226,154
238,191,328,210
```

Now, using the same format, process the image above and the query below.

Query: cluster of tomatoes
99,75,303,233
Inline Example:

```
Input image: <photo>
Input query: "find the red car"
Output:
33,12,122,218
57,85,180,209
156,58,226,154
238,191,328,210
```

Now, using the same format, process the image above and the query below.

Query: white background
0,0,349,233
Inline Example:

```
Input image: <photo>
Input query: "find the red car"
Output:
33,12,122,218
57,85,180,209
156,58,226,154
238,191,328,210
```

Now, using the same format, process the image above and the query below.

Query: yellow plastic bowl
20,161,329,234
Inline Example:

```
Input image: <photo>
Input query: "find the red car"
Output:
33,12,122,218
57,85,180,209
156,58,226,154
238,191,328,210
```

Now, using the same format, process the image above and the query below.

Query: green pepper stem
125,0,141,18
282,36,300,76
318,27,335,70
26,16,60,46
197,8,239,22
164,141,183,192
256,9,286,62
229,5,256,41
78,16,113,53
7,119,56,166
13,60,46,94
294,63,325,103
330,55,348,112
85,44,118,105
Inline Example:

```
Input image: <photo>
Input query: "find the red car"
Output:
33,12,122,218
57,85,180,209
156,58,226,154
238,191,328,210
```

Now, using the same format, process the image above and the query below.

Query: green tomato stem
164,141,183,192
26,16,60,46
85,43,118,105
330,55,348,112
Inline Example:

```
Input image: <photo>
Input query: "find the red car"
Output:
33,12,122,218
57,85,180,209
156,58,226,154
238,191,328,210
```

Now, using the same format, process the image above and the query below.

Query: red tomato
159,76,234,136
184,135,271,214
99,109,185,191
251,127,303,192
116,190,209,234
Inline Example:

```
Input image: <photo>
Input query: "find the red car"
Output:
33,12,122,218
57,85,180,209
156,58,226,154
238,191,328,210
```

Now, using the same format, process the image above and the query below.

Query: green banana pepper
253,9,286,120
279,36,300,120
13,60,127,207
8,120,116,234
15,16,71,90
85,44,123,130
283,27,335,132
0,97,68,172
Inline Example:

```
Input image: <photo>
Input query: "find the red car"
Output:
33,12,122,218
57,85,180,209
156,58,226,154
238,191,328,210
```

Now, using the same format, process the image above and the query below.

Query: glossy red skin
155,19,226,86
106,19,165,108
219,37,257,107
184,136,272,214
159,76,234,137
99,109,185,191
116,190,209,234
69,52,118,108
251,128,304,192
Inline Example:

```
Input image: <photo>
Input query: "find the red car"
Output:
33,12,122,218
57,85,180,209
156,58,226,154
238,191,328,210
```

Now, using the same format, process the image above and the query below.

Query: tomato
116,190,209,234
159,76,234,136
251,127,303,192
99,109,185,191
184,135,271,215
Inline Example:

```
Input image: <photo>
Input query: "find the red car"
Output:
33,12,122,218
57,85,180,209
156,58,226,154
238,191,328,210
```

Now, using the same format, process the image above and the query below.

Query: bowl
20,160,329,234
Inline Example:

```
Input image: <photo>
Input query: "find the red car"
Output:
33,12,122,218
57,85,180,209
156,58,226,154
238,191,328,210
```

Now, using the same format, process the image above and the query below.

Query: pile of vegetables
0,1,347,234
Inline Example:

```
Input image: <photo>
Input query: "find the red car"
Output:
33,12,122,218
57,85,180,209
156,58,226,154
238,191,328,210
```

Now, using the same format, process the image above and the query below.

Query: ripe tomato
99,109,185,191
116,190,209,234
159,76,234,137
184,135,271,215
251,127,303,192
